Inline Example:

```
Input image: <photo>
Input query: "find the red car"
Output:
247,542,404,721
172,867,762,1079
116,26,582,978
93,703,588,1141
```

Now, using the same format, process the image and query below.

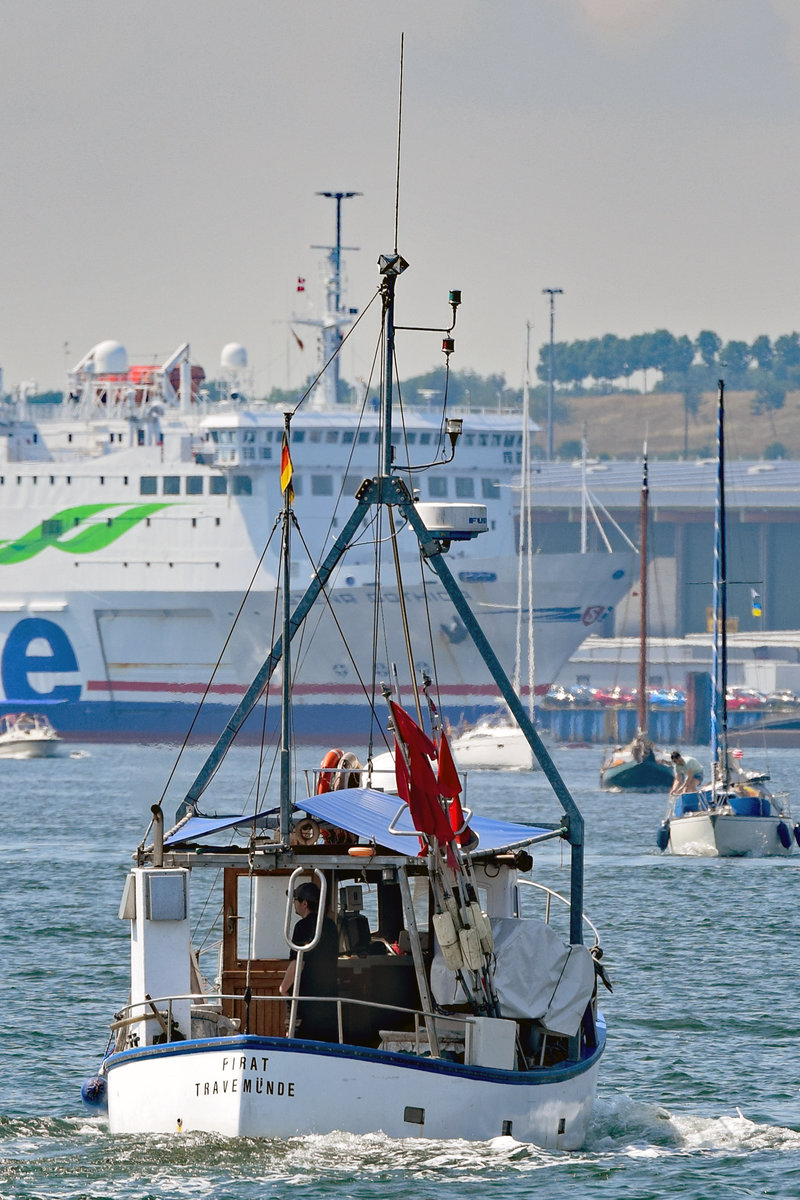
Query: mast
279,412,293,839
711,379,729,791
298,191,361,408
637,449,648,734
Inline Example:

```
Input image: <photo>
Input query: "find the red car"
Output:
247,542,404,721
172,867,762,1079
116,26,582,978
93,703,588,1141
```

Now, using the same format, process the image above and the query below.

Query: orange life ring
317,748,343,794
348,845,375,858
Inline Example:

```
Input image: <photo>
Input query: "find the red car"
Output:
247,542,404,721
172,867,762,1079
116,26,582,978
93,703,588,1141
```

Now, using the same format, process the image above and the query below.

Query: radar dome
92,340,128,375
221,343,248,371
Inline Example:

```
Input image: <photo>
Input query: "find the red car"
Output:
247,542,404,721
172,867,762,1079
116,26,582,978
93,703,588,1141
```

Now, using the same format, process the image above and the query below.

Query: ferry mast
295,190,361,407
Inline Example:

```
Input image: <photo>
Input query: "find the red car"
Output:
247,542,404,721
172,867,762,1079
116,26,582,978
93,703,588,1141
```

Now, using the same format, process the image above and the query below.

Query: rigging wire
156,518,282,812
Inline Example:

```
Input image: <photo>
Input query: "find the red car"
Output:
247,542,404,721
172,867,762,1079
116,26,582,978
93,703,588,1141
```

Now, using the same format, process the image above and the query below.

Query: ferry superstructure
0,346,632,741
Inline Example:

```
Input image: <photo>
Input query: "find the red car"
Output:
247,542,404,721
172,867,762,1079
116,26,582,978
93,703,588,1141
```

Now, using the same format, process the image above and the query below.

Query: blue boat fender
794,824,800,848
656,822,670,852
777,822,792,850
81,1075,108,1111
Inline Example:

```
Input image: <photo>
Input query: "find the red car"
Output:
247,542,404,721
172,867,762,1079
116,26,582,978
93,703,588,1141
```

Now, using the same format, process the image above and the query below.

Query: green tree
720,340,751,381
750,334,773,371
696,330,722,368
764,441,789,459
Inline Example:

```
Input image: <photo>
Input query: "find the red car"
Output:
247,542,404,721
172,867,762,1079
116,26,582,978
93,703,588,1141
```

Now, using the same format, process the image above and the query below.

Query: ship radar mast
294,190,361,408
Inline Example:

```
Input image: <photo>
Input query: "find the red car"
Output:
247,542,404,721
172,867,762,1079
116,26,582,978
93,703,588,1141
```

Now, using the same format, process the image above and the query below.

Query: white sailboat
658,381,795,856
81,139,611,1147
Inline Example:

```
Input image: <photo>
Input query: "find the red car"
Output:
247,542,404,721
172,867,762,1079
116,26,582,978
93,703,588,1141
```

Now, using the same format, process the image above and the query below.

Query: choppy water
2,740,800,1199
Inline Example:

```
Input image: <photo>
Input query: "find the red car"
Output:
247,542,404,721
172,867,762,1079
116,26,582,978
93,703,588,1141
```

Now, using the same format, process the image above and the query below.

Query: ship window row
204,428,523,450
138,475,253,496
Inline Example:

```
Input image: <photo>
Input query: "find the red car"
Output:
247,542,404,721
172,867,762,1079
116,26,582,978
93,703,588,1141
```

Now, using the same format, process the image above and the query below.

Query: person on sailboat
669,750,703,795
279,881,340,1042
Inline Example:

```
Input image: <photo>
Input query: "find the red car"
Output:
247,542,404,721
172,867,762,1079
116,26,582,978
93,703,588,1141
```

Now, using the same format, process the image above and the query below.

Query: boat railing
110,990,490,1057
517,878,600,949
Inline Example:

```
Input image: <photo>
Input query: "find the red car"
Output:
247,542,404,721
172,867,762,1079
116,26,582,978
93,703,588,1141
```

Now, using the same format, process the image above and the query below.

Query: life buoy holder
317,748,343,794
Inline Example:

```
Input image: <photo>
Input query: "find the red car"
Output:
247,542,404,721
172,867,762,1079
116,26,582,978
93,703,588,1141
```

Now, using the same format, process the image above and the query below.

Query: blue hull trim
102,1018,606,1088
4,698,510,745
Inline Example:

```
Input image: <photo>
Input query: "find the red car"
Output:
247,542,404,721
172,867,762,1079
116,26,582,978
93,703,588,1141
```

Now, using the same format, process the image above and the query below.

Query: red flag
390,703,454,849
436,728,473,846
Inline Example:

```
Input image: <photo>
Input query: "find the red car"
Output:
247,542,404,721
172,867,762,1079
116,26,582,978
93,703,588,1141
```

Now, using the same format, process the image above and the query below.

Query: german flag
280,432,295,504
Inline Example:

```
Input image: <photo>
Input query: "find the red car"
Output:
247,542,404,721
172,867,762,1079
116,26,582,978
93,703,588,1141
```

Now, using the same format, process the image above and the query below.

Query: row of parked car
543,684,800,710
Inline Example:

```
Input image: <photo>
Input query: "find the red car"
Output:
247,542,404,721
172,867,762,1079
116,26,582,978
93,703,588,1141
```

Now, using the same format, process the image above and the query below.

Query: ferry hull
104,1032,604,1149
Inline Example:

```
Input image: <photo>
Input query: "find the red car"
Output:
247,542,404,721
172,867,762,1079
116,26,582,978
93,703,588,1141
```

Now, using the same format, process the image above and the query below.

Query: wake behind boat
658,382,796,856
0,712,64,759
81,177,611,1147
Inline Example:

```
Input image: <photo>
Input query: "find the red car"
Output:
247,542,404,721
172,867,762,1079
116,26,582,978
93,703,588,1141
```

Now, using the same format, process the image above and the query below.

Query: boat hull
103,1030,605,1149
599,757,673,792
667,811,793,857
0,738,63,759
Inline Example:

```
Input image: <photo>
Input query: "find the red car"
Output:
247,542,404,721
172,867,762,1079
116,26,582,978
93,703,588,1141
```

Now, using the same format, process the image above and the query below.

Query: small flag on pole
751,589,762,618
280,432,294,504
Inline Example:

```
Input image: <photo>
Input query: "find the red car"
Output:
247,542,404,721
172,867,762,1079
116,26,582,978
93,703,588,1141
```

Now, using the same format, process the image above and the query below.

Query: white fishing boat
658,382,795,856
81,173,610,1147
0,711,64,758
0,216,632,745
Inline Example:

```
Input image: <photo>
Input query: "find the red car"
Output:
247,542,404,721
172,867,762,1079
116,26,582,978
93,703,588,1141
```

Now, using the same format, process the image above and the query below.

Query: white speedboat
81,214,610,1149
447,713,540,770
658,383,795,856
0,712,64,759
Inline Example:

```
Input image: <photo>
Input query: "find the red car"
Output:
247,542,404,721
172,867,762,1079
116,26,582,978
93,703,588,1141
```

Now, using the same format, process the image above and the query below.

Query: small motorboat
0,712,64,759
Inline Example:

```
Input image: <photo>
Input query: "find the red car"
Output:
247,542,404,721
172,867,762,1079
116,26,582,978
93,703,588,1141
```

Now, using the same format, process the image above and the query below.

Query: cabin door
220,867,293,1038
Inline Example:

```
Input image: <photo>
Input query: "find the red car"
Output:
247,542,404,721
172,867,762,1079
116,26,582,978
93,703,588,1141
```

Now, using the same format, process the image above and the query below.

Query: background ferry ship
0,347,634,742
0,209,633,743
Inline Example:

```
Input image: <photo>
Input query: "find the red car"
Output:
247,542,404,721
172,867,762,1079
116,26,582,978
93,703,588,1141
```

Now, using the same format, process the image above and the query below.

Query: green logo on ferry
0,503,172,564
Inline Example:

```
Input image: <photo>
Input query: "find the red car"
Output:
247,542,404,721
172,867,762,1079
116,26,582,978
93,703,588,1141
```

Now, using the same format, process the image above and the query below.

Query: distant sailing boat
658,380,795,854
599,449,673,792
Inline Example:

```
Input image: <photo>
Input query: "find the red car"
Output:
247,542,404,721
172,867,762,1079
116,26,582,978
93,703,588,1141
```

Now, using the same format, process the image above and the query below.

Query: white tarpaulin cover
430,917,596,1038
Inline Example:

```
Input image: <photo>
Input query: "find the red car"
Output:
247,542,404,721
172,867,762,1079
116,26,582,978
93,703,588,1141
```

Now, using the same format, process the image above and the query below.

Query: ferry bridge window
137,429,145,446
185,477,204,495
341,430,355,444
140,476,157,495
358,431,370,445
163,476,180,495
429,477,448,498
326,430,339,443
419,432,432,445
260,447,272,460
504,434,516,447
481,478,500,500
405,431,417,444
243,431,255,443
210,476,227,495
455,477,475,498
311,474,333,496
309,430,322,443
243,447,255,460
503,452,513,464
232,475,252,496
293,430,306,443
491,434,501,447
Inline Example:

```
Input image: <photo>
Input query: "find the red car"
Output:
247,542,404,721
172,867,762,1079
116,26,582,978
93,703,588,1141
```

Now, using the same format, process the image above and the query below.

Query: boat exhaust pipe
151,804,164,867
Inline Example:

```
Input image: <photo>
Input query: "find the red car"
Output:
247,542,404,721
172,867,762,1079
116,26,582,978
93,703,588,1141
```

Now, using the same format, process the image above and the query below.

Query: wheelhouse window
481,478,500,499
140,476,157,495
163,476,180,495
232,475,252,496
210,476,228,495
455,477,475,498
185,477,204,495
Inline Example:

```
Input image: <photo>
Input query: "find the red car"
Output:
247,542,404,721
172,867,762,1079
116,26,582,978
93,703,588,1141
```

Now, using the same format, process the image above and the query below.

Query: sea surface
2,739,800,1199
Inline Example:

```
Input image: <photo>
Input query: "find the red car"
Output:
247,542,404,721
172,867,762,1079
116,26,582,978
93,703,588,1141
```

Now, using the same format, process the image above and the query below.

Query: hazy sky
2,0,799,395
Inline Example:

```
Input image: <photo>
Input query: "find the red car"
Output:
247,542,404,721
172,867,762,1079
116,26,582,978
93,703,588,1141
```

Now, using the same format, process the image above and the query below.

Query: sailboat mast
279,413,293,839
637,451,648,734
711,379,729,788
